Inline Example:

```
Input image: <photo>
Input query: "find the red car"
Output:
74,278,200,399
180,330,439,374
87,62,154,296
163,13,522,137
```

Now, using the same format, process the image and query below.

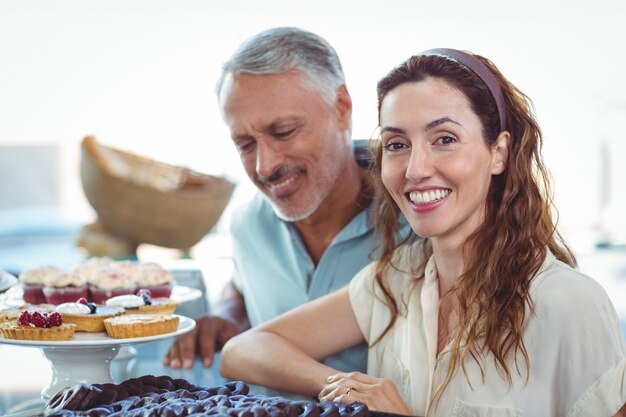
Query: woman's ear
491,131,510,175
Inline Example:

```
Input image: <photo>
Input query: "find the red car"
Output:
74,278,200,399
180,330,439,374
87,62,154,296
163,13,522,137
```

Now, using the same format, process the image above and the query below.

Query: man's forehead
220,71,325,137
229,114,304,140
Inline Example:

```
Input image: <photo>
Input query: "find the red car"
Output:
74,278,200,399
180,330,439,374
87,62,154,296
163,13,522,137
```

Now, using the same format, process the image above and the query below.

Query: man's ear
491,131,510,175
335,85,352,131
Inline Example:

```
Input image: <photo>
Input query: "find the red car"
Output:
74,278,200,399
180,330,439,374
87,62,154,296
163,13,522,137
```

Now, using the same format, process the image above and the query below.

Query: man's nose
256,140,283,178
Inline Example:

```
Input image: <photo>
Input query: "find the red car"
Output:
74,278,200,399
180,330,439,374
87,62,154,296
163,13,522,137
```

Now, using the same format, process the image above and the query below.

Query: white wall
1,0,625,253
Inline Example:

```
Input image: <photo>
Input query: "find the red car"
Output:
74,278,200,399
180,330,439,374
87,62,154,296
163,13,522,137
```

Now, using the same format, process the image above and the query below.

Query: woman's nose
405,147,433,182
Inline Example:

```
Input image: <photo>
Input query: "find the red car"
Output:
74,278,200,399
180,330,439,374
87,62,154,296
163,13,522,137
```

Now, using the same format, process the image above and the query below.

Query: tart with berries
103,314,179,339
0,311,76,341
2,303,56,324
105,289,178,315
55,298,124,332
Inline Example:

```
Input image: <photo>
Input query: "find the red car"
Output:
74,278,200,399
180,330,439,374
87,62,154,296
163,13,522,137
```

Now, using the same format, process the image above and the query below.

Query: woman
220,49,626,417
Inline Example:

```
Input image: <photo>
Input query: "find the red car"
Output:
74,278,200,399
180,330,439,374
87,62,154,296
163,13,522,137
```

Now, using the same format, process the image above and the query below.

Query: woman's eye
384,142,404,152
434,135,457,145
382,141,406,151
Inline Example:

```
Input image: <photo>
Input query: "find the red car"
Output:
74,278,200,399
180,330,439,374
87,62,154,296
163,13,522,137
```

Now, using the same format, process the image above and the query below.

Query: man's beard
258,164,337,222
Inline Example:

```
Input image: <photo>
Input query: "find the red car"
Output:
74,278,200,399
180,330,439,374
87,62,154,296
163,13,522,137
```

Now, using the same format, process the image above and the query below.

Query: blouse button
402,368,410,386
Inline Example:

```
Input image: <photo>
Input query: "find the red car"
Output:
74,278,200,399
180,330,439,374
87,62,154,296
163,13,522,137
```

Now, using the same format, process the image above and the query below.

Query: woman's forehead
379,78,474,126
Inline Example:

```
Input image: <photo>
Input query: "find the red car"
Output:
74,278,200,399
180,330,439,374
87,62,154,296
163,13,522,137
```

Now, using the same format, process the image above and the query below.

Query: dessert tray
0,315,195,400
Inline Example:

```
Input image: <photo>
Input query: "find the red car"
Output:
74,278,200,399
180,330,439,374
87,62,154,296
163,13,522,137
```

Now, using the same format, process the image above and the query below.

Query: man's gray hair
216,27,346,106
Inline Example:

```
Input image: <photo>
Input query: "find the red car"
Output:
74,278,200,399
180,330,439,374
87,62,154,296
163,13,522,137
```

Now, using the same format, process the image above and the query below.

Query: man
163,27,379,376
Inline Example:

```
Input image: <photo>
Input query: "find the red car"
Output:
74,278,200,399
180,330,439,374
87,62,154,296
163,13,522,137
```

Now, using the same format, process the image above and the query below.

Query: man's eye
237,141,255,153
273,128,296,139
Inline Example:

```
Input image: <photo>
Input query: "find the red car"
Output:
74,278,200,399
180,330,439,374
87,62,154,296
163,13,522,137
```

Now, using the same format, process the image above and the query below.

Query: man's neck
293,164,372,265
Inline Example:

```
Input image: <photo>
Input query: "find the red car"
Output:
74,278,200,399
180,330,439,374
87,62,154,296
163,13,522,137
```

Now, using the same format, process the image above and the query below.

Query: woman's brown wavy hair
371,52,577,406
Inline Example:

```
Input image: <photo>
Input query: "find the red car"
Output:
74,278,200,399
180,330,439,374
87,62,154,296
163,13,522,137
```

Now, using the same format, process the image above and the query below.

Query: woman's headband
418,48,507,132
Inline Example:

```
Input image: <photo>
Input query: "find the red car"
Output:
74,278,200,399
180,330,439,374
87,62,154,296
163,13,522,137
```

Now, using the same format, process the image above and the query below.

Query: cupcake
0,310,76,341
87,265,136,304
103,314,179,339
132,262,175,298
105,292,178,315
42,272,89,305
55,298,124,332
73,256,114,280
19,266,63,304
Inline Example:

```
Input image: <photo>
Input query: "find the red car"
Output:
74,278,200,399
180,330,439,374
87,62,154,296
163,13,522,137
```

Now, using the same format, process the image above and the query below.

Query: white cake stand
0,315,195,400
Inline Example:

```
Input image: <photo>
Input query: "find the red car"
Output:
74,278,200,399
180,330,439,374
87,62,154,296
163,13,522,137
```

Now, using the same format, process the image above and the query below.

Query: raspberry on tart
0,310,76,341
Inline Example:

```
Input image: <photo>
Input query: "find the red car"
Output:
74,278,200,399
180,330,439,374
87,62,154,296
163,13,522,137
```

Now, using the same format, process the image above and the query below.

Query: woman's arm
220,286,365,396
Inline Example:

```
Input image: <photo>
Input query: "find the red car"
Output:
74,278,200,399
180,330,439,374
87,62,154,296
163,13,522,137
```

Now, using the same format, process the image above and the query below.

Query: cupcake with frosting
73,256,114,281
87,265,136,304
132,262,175,298
19,266,64,304
42,272,89,305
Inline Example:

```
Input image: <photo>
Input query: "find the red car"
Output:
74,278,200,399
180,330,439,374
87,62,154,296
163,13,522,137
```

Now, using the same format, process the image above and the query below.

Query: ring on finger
345,387,352,396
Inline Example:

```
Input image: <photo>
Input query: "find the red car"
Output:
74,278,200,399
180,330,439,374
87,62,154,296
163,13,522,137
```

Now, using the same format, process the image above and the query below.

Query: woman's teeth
408,189,450,204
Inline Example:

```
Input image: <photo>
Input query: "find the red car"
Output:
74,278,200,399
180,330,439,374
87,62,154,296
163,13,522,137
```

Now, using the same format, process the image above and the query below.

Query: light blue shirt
230,193,380,373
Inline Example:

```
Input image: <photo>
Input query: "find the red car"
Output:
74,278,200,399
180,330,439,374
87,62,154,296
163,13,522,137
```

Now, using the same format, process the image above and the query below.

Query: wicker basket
80,136,235,249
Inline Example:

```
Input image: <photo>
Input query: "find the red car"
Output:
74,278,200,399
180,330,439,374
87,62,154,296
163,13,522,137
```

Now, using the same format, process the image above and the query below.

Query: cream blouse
349,240,626,417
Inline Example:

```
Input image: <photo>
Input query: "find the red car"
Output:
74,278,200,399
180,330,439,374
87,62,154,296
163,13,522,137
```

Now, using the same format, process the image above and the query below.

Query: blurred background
1,0,625,313
1,0,626,408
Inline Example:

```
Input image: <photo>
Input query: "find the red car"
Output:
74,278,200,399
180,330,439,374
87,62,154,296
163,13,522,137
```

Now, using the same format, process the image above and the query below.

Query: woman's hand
318,372,413,416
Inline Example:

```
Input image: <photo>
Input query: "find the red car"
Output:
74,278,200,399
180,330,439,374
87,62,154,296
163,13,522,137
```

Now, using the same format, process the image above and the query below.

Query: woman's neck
431,237,465,356
431,238,465,297
430,208,485,295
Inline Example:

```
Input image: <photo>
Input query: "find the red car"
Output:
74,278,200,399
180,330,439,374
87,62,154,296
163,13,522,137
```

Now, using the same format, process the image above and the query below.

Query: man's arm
213,280,250,329
163,280,250,369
